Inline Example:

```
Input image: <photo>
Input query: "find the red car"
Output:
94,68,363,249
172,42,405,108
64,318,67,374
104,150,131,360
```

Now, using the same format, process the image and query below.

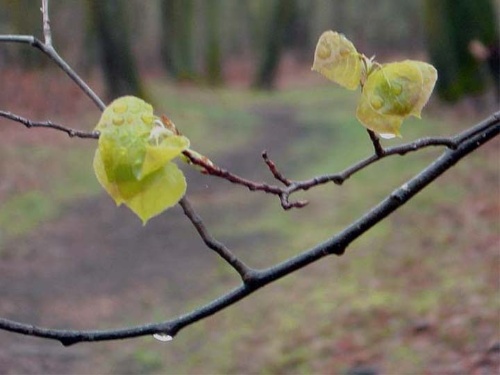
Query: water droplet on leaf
392,82,403,95
370,96,384,110
339,47,350,57
379,133,396,139
112,116,124,126
141,113,154,125
112,103,128,113
93,96,189,224
318,45,331,59
311,31,363,90
153,333,173,342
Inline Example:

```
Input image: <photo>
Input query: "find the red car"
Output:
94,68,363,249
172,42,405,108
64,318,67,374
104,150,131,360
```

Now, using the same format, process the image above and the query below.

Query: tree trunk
253,0,297,90
423,0,499,102
159,0,197,81
2,0,45,68
204,0,223,85
86,0,146,101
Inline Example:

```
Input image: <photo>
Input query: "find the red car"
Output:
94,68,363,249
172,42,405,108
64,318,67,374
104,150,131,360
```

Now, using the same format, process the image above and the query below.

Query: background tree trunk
423,0,499,102
253,0,297,90
159,0,177,77
204,0,223,85
159,0,197,81
1,0,45,68
86,0,146,100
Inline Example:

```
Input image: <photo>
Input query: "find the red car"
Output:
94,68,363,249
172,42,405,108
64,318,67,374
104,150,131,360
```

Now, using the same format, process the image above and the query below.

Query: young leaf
142,131,190,177
356,61,437,138
93,96,190,224
94,150,186,224
126,163,186,225
311,31,363,90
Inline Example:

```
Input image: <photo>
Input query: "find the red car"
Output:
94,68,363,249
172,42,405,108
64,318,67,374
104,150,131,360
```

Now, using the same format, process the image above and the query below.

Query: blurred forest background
0,1,499,374
0,0,498,99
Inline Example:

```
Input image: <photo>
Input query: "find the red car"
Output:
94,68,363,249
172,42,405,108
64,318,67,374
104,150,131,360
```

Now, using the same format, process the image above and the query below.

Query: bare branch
178,197,255,282
262,151,291,186
0,34,105,111
0,3,105,113
0,111,99,139
367,129,385,156
0,35,37,45
0,113,497,345
0,0,498,347
41,0,52,46
3,105,497,212
180,112,499,208
183,149,284,195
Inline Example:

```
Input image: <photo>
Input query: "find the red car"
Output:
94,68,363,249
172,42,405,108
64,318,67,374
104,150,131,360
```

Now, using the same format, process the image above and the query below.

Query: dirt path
0,105,300,374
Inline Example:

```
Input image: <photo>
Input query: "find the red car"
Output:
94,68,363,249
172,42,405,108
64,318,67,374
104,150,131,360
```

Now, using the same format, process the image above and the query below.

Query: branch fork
0,0,498,346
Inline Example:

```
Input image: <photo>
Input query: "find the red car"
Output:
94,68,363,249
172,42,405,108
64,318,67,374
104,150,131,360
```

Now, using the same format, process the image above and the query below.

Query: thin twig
41,0,52,46
0,35,105,110
0,114,497,345
0,0,498,347
182,149,284,195
0,3,242,282
3,106,497,211
262,151,291,186
0,111,99,139
367,129,385,156
178,197,255,282
180,113,499,208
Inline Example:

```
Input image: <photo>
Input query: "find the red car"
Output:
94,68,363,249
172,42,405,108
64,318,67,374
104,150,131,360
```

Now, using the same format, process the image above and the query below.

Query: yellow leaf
93,149,125,205
311,31,363,90
93,96,190,224
126,162,187,225
95,96,154,132
356,60,437,138
141,135,190,178
94,149,186,224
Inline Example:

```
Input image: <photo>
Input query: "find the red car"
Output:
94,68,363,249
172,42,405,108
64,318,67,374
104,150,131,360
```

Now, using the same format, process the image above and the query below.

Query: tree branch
178,197,255,282
0,113,497,345
262,151,292,186
0,0,498,347
0,111,99,139
2,107,497,209
0,32,105,111
180,112,499,208
41,0,53,46
367,129,385,156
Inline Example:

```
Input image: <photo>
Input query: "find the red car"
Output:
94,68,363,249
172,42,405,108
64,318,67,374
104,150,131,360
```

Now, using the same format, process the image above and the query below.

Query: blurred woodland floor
0,61,499,374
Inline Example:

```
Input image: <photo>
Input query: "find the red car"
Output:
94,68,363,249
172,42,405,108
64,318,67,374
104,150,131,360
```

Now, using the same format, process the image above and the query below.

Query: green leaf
356,61,437,138
94,150,186,224
93,96,190,224
312,31,438,139
98,124,149,183
311,31,363,90
142,134,190,177
126,163,186,224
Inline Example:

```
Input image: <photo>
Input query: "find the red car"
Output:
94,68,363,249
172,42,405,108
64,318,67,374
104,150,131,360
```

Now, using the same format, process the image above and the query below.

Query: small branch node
242,270,263,287
280,194,308,210
179,197,252,279
367,129,385,156
331,176,344,185
60,337,79,347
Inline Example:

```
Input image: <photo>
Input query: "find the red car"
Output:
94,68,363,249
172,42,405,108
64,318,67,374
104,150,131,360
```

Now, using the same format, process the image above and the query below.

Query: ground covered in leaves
0,68,498,374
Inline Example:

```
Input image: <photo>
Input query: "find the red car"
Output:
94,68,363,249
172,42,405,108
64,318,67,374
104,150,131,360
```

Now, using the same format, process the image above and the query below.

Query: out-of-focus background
0,1,498,374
